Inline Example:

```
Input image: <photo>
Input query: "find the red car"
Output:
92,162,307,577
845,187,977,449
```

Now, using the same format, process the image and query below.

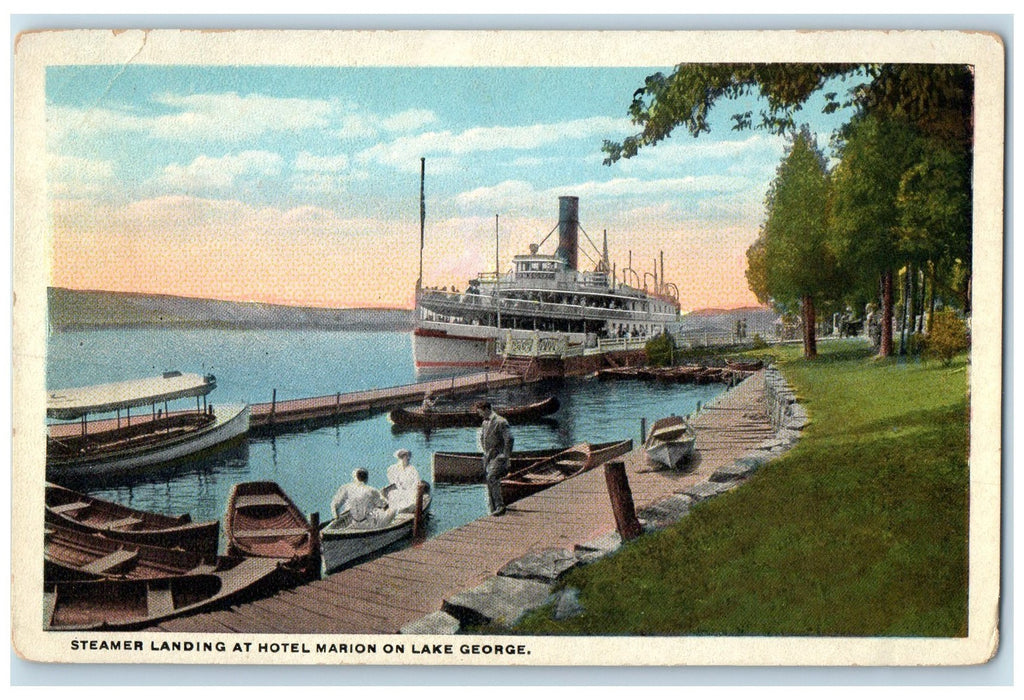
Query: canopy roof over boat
47,372,216,420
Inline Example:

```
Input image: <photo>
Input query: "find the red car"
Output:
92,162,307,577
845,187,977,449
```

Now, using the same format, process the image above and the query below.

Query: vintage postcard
12,28,1004,666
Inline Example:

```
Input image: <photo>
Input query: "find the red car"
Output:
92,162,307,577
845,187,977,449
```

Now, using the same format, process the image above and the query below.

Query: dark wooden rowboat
498,438,632,505
45,482,219,558
44,522,237,581
499,444,592,505
225,481,320,579
44,556,282,631
432,439,631,484
388,395,559,429
725,358,764,372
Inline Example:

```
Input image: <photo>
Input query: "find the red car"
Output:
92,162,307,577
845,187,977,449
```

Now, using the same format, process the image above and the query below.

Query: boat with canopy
46,371,249,479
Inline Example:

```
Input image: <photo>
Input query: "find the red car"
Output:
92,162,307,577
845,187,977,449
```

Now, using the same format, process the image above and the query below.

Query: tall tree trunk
880,269,894,358
802,294,818,359
927,261,937,334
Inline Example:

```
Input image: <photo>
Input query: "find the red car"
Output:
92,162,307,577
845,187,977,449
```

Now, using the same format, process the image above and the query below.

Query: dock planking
248,370,523,435
149,372,776,634
47,370,524,440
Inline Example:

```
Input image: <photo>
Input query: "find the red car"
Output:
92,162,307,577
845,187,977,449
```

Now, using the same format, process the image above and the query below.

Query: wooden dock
248,370,522,435
151,372,776,634
48,370,523,440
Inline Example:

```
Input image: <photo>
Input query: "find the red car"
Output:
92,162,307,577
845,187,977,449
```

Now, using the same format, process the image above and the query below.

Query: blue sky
47,64,857,310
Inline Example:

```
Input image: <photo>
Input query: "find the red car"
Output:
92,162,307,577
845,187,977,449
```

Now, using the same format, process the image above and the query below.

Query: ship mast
495,213,501,330
417,158,425,293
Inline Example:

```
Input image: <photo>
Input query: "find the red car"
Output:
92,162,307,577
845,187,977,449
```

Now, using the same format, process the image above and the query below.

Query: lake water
46,329,726,542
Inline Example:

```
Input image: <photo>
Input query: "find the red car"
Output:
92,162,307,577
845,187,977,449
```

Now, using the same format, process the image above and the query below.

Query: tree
601,62,974,356
748,127,836,359
829,116,924,356
603,64,974,164
895,139,973,320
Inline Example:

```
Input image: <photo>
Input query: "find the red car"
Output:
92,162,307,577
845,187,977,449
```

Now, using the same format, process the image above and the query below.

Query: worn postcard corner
12,28,1004,668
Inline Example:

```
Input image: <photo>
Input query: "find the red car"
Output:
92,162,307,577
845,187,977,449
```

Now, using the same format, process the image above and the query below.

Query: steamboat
413,194,680,372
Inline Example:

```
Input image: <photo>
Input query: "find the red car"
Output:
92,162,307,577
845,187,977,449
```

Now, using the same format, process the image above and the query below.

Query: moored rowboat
45,482,219,558
225,481,320,580
388,396,559,430
45,522,234,581
644,415,697,469
499,438,632,505
431,439,632,484
725,358,764,372
43,556,282,631
320,482,431,575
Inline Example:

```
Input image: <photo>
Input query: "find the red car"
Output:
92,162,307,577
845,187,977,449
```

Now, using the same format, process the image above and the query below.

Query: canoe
388,396,559,430
432,439,632,484
644,416,697,469
44,556,282,631
45,522,236,581
225,481,320,580
45,482,219,558
320,482,432,575
499,439,632,505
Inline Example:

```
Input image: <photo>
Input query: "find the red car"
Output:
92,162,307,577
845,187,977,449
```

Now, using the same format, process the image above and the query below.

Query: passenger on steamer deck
331,468,395,528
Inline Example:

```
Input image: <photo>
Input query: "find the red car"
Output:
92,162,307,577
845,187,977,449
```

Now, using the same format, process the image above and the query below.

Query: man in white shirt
387,448,422,512
331,468,395,528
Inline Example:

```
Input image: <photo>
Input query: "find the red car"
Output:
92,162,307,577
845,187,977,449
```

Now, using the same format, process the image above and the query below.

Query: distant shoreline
47,287,415,333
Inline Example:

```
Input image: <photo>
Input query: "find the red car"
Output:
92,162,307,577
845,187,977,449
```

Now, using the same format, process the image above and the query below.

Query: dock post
412,482,427,541
270,389,277,425
604,461,642,541
640,417,646,444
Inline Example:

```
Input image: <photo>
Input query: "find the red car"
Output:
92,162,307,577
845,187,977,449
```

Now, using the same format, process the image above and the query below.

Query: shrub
645,332,677,367
750,333,770,350
926,310,969,365
905,332,927,356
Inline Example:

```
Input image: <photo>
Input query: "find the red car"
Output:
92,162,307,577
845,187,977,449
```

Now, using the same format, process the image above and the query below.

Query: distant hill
676,306,780,339
48,288,415,332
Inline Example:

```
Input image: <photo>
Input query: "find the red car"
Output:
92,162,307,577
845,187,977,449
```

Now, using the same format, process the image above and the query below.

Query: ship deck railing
418,289,677,324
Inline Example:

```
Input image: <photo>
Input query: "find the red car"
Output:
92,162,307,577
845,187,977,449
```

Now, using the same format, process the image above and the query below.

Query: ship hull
412,327,498,372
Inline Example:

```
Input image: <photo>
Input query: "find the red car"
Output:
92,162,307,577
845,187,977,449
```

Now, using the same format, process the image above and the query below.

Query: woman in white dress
386,448,421,512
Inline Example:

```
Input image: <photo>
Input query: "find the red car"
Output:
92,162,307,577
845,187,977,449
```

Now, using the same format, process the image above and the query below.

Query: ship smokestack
556,196,579,270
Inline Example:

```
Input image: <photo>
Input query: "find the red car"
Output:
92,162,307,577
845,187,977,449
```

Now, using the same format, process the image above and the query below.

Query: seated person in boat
387,448,421,511
331,468,395,529
421,392,437,413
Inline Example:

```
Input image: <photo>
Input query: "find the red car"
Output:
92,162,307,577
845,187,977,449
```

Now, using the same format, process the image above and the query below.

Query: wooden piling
603,460,642,541
270,388,277,425
640,417,647,444
412,482,427,541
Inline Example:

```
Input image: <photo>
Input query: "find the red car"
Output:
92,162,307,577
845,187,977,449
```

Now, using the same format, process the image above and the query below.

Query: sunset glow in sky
47,65,854,312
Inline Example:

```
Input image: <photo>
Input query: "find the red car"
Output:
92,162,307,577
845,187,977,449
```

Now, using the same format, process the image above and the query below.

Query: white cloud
453,180,541,212
149,93,337,141
294,152,350,172
357,116,633,170
47,154,117,199
613,133,788,176
155,151,284,191
381,109,437,132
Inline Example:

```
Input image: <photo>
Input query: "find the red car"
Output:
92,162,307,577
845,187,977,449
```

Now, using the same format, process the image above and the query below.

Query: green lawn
516,339,969,637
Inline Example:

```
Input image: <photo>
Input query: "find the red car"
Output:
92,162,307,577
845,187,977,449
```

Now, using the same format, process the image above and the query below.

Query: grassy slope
517,340,969,637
